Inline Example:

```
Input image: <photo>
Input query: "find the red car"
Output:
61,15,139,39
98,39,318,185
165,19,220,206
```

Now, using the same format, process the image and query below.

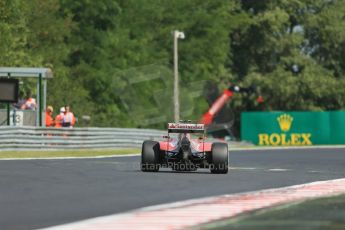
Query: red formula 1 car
141,122,228,174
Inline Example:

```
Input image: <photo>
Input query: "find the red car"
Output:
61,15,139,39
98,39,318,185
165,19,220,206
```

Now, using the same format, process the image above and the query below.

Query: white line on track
0,153,140,161
268,168,290,172
1,145,344,161
229,167,258,170
39,178,345,230
230,145,345,151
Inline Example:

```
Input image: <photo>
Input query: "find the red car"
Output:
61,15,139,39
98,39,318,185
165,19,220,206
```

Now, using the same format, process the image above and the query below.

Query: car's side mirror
198,136,206,140
163,135,170,139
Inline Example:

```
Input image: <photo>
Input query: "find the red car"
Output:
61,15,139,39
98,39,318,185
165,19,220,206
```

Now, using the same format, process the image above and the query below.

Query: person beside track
45,106,55,127
62,105,76,128
55,107,65,128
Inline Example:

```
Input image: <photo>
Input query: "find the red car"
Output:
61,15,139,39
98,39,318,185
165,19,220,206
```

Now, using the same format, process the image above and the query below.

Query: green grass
200,194,345,230
0,148,140,158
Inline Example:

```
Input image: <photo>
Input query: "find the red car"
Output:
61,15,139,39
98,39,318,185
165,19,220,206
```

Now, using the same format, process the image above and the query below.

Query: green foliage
1,0,345,133
0,0,29,66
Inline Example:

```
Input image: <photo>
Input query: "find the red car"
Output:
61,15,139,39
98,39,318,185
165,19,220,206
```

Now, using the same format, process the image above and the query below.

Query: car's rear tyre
141,140,160,172
210,143,228,174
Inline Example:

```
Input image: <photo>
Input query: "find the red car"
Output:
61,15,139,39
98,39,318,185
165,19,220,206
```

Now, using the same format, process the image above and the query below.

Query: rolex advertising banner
241,111,345,146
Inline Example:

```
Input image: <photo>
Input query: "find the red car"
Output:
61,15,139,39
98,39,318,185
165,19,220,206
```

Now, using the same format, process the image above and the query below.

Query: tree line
1,0,344,134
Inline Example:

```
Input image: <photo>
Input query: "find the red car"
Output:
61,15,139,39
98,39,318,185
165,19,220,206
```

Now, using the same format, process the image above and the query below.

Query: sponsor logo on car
168,123,204,130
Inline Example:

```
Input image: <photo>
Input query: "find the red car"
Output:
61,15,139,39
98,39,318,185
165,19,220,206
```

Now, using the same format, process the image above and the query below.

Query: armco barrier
0,126,166,151
241,111,345,146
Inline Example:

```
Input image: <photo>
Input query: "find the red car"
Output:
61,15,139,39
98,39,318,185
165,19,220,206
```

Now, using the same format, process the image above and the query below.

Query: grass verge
0,148,140,159
200,193,345,230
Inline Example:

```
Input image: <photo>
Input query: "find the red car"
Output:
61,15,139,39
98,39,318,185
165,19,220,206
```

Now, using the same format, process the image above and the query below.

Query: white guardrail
0,126,166,151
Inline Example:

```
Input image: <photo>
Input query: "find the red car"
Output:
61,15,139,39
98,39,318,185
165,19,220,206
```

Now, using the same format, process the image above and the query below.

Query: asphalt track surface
1,148,345,230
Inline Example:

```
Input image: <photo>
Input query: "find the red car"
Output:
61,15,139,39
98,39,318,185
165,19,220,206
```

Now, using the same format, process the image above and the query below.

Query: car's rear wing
168,123,205,133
